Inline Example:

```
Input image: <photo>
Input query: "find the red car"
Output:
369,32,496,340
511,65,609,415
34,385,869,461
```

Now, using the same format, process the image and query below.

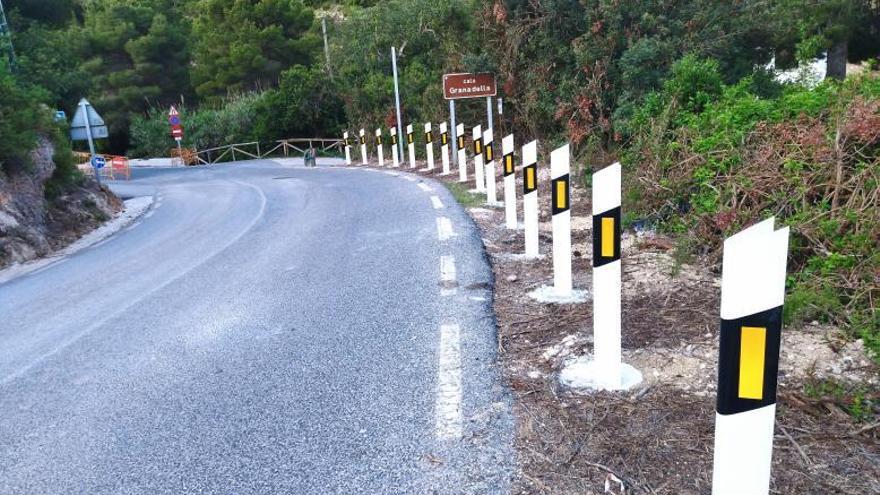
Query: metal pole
449,99,458,167
486,96,494,133
392,46,405,161
321,17,333,80
176,140,183,165
81,99,101,187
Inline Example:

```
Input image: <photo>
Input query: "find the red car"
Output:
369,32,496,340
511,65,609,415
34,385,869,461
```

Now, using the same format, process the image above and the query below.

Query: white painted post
502,134,517,228
472,125,485,193
449,100,458,168
712,218,789,495
483,128,498,204
407,124,416,169
424,122,435,171
440,122,451,175
592,163,623,389
359,128,367,165
375,128,384,167
523,141,539,257
390,127,400,167
550,144,572,296
343,131,352,165
457,123,467,182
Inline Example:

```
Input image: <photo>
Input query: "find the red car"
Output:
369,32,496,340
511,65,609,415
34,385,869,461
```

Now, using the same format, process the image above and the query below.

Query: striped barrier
359,128,367,165
110,156,131,180
592,163,633,389
424,122,435,171
343,131,352,165
472,125,485,193
375,128,384,167
456,123,467,182
390,127,400,167
407,124,416,169
550,144,572,296
502,134,516,229
483,128,497,204
712,218,789,495
522,140,539,257
440,122,451,175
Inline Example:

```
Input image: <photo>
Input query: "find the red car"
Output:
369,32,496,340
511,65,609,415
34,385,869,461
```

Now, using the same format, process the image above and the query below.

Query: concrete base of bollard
559,356,643,392
527,285,589,304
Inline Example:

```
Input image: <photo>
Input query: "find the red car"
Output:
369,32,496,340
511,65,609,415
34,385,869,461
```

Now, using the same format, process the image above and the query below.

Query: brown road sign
443,73,497,100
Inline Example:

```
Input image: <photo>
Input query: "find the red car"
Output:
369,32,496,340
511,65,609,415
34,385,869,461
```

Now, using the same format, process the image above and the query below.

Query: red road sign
169,106,184,139
442,73,497,100
171,127,183,138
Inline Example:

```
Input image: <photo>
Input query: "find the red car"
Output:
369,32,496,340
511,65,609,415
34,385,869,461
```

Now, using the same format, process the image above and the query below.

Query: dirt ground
363,156,879,494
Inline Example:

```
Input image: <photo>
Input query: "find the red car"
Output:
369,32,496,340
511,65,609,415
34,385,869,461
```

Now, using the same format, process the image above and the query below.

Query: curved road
0,160,514,494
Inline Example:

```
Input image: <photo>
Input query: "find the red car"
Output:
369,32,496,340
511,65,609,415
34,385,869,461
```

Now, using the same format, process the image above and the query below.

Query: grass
444,181,484,208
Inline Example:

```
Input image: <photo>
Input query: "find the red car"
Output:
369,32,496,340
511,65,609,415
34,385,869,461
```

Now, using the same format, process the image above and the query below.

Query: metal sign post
71,98,109,186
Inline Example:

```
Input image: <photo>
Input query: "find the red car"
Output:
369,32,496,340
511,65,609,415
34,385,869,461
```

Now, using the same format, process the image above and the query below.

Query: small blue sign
169,115,181,126
55,110,66,122
91,155,106,169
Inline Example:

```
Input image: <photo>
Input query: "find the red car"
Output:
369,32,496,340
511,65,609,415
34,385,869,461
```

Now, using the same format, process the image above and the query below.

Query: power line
0,0,18,71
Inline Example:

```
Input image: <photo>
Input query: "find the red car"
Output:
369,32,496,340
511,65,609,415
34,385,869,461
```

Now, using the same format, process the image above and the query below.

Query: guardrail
195,138,344,165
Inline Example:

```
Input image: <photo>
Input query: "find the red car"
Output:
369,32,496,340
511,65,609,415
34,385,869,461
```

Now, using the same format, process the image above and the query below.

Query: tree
775,0,880,80
190,0,319,101
77,0,193,152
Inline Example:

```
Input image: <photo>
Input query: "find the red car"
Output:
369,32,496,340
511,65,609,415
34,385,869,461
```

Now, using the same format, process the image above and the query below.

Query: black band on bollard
425,132,433,143
592,206,621,267
474,138,482,155
458,136,465,149
717,306,783,415
391,135,397,145
551,174,570,215
503,153,514,176
360,136,366,145
441,133,449,145
407,133,414,144
484,143,494,162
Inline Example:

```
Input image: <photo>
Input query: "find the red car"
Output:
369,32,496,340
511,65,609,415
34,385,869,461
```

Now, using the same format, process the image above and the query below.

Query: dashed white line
384,171,400,176
417,183,432,192
143,210,155,218
430,195,444,209
436,323,463,440
403,176,417,182
436,217,455,241
124,221,142,232
440,255,457,296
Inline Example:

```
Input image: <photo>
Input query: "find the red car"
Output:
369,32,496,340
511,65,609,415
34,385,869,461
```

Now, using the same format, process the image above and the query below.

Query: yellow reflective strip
505,155,513,173
526,168,535,190
556,180,566,209
739,326,766,400
601,217,614,257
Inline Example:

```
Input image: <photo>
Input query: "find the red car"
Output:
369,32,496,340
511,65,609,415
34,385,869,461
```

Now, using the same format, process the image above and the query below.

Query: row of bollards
343,122,790,495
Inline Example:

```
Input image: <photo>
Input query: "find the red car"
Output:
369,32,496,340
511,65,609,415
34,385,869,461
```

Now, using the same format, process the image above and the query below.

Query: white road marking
384,171,399,176
144,210,155,218
417,183,432,192
440,255,457,296
436,217,455,241
124,221,142,232
430,196,444,209
403,175,417,182
436,323,463,440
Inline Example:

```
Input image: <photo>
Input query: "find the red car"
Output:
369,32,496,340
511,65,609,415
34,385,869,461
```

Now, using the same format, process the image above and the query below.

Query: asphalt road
0,160,514,494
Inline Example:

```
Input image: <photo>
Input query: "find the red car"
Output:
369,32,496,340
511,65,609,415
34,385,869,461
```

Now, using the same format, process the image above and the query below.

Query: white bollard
484,128,498,205
550,144,571,296
502,134,517,228
712,218,789,495
359,128,368,165
343,131,352,165
456,123,467,182
522,140,539,257
375,128,384,167
407,124,416,169
440,122,451,175
592,162,623,388
424,122,435,171
472,125,485,193
390,127,400,167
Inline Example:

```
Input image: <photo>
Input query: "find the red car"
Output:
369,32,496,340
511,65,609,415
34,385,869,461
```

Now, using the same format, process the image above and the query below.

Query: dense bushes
129,65,346,157
0,61,45,173
623,61,880,357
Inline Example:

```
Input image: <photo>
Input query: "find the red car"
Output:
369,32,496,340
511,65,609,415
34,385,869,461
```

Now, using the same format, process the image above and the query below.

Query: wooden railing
195,138,344,165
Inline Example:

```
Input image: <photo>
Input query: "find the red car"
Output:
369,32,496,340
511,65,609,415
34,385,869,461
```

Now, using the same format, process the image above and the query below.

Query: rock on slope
0,136,121,269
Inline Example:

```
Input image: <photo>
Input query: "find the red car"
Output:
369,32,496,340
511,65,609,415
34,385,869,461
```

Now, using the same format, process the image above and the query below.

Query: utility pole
321,17,333,80
0,0,18,71
392,46,405,161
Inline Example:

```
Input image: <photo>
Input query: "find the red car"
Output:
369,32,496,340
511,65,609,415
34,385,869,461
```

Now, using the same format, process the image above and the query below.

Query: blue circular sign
91,155,106,169
169,115,181,126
